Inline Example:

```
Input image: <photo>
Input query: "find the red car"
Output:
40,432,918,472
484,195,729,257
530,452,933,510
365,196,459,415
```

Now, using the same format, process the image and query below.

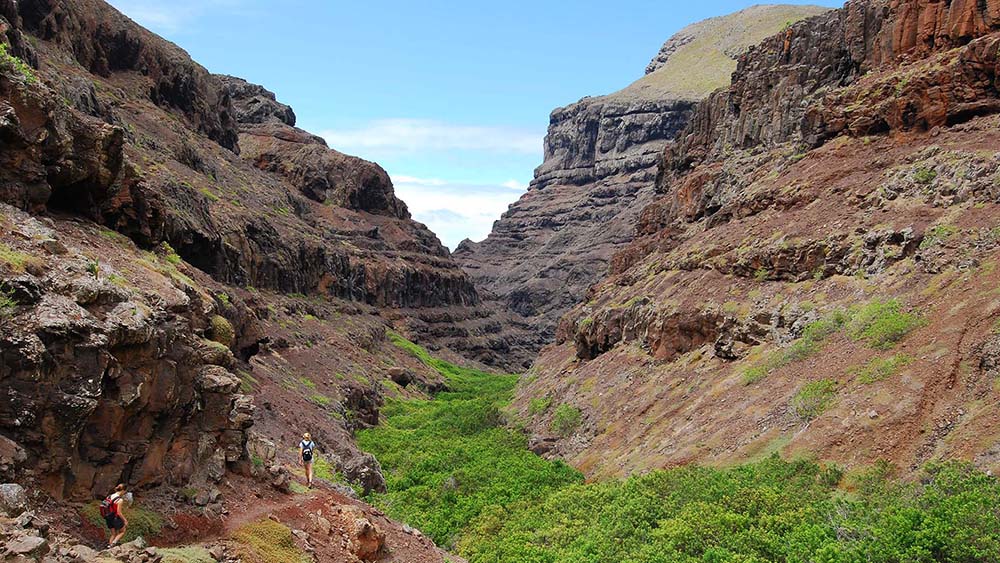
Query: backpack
301,441,314,462
99,495,118,518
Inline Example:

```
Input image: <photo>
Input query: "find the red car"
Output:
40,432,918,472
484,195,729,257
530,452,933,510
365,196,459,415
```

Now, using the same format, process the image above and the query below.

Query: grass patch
528,397,552,416
847,299,924,350
0,43,37,84
741,311,847,384
80,501,162,543
358,333,582,548
309,393,331,407
791,379,838,420
920,224,959,249
550,404,582,437
913,166,938,184
0,243,42,273
852,353,914,384
159,547,215,563
232,520,310,563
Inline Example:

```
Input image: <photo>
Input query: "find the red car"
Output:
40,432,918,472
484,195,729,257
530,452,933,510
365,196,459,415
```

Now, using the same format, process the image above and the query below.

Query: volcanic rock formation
515,0,1000,480
0,0,481,511
454,5,831,369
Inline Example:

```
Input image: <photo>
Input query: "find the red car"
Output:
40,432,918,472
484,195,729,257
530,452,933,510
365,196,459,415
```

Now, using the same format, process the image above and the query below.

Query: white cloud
391,174,528,251
501,179,527,191
321,119,542,155
106,0,252,32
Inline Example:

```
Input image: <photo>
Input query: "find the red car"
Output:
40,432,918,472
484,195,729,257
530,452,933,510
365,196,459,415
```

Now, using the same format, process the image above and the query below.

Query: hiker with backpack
100,484,129,548
299,432,316,488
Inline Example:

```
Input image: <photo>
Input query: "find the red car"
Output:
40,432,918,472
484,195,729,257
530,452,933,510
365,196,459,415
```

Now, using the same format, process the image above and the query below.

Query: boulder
4,534,48,558
0,483,27,516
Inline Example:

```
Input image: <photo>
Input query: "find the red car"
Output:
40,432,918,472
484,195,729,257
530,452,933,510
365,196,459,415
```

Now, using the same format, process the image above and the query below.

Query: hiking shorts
105,514,124,531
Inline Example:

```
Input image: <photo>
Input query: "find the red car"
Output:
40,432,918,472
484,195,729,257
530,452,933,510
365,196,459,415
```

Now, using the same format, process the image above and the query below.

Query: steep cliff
515,0,1000,480
454,5,831,370
0,0,481,518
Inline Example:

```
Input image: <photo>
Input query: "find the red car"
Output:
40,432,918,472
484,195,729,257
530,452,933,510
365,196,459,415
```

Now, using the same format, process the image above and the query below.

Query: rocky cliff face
455,5,831,370
515,0,1000,480
0,0,485,508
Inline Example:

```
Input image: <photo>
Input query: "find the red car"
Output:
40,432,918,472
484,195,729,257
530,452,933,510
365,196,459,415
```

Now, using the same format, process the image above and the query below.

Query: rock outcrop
0,0,483,505
515,0,1000,481
455,5,831,369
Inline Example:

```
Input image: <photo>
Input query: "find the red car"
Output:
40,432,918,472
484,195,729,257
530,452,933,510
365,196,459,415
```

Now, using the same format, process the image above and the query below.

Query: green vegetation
0,289,15,319
0,43,37,84
359,330,1000,562
0,243,41,273
209,315,234,347
233,520,310,563
550,404,582,437
528,396,552,415
162,242,183,265
159,547,215,563
791,378,838,420
852,353,914,384
741,311,847,384
913,166,938,184
459,458,1000,563
80,501,162,543
86,259,100,279
920,224,959,249
847,299,924,350
357,334,582,548
309,393,331,407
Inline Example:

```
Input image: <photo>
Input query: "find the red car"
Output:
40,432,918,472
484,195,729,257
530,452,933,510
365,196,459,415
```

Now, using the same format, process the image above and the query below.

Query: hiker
100,483,129,548
299,432,316,487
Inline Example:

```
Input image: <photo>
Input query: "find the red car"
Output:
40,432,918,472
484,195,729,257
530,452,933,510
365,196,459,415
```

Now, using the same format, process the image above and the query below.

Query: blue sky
107,0,841,249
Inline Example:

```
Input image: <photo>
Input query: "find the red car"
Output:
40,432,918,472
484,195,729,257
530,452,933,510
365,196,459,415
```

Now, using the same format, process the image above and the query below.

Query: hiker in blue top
299,432,316,488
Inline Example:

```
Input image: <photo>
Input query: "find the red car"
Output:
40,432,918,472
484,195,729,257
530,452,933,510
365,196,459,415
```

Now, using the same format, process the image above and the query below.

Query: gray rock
5,534,49,557
0,483,28,516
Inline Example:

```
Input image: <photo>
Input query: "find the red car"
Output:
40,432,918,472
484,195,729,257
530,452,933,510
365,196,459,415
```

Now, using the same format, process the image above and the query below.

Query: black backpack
302,441,314,462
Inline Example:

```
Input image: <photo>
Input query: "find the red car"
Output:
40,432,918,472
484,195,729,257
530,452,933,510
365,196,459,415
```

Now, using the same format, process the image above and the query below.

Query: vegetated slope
353,328,1000,562
0,1,486,558
513,0,1000,480
357,333,582,549
453,4,830,371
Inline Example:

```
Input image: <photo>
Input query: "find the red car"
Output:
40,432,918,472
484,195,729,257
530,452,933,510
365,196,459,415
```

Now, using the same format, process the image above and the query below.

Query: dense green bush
847,299,924,350
358,334,582,548
550,404,582,436
362,333,1000,563
791,379,838,420
459,458,1000,563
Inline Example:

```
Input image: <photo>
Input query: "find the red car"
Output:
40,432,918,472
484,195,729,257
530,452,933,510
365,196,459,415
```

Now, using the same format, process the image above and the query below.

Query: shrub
0,43,37,84
847,299,924,349
791,379,837,420
0,289,15,319
358,333,581,548
550,404,582,437
209,315,234,347
741,311,847,384
913,166,937,184
160,547,215,563
919,224,959,249
233,520,310,563
852,353,913,384
528,397,552,415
